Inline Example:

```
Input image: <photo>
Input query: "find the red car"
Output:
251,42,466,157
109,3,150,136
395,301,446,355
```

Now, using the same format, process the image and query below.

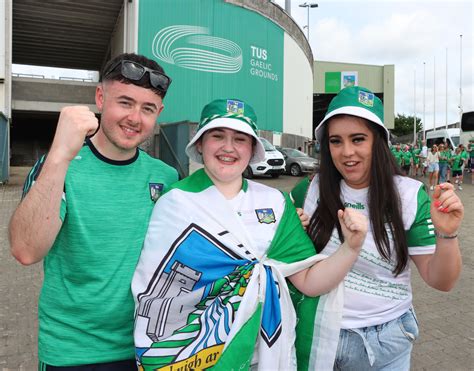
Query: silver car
277,147,319,176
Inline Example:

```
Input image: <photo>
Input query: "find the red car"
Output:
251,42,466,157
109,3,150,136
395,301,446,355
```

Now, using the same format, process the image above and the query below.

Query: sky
13,0,473,130
274,0,473,130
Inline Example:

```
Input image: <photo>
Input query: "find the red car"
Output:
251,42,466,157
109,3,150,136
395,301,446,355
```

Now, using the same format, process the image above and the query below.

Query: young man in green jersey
9,53,179,370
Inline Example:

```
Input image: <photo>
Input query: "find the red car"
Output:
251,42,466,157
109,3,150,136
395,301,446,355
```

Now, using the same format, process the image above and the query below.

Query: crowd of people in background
390,139,473,191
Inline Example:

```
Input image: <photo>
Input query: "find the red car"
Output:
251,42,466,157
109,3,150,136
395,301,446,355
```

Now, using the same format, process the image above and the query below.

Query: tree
392,114,423,137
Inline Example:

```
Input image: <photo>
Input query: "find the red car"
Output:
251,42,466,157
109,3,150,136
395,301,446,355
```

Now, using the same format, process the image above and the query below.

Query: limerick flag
132,169,343,370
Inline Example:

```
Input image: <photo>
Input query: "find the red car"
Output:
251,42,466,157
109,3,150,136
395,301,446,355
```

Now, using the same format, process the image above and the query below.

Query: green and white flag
132,169,343,370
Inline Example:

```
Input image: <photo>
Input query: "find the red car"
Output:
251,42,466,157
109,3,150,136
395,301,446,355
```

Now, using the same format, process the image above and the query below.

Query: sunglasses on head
103,60,172,93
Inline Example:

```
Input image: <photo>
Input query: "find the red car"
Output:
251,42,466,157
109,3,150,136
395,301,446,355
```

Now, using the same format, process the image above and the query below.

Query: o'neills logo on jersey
152,25,242,74
344,201,365,210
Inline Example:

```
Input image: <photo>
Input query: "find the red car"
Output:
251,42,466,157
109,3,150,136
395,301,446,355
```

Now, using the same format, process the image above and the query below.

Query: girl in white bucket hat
291,86,464,370
132,98,368,370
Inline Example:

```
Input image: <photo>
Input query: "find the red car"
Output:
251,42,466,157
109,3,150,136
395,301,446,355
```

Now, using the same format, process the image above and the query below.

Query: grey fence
0,113,9,183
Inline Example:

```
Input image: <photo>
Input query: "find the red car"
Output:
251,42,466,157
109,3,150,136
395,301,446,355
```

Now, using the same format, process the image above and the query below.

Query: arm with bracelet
411,183,463,291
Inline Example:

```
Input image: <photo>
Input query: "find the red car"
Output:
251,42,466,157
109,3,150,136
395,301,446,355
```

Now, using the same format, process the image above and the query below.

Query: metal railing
12,73,45,79
59,76,93,82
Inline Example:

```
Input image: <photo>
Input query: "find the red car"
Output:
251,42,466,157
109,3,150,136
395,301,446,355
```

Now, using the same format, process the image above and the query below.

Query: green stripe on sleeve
406,185,436,247
22,155,46,198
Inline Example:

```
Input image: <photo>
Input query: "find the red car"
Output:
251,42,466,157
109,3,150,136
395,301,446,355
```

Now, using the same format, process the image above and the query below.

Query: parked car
243,137,286,178
277,147,319,176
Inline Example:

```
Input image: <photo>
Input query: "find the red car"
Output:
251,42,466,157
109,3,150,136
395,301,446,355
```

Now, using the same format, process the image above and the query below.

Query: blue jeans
334,308,419,371
439,163,448,183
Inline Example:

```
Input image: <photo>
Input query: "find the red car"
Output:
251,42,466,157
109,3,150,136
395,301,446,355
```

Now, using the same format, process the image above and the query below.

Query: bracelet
435,230,458,239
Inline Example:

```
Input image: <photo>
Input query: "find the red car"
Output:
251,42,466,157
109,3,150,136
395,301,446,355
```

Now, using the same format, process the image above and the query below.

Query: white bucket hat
185,99,266,164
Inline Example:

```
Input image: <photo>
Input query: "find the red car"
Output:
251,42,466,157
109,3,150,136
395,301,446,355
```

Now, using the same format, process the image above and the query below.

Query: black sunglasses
103,60,172,93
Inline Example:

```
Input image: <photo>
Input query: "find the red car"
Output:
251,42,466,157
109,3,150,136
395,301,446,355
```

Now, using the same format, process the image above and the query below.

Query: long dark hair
307,115,408,275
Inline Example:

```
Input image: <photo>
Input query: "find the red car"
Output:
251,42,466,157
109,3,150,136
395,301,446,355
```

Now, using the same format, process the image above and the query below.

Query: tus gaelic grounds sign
138,0,284,132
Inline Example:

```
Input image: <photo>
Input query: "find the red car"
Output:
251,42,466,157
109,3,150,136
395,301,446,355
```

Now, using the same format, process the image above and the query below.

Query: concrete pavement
0,167,472,370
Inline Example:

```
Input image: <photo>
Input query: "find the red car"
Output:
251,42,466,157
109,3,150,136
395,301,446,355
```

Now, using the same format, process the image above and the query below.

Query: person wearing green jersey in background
9,53,179,370
438,143,451,184
468,141,474,183
451,146,465,190
412,143,422,177
392,143,403,168
454,144,468,189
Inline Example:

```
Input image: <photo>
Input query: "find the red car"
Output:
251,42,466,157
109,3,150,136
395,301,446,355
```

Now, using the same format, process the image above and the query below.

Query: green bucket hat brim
185,117,266,165
315,106,389,141
314,86,389,142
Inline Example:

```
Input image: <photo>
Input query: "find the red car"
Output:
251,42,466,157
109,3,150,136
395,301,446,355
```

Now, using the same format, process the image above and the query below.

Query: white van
461,111,474,146
426,128,460,150
243,137,286,178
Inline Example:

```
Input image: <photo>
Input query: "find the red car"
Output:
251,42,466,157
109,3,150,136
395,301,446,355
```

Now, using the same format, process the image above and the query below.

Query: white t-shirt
427,151,440,164
421,145,428,158
303,175,436,328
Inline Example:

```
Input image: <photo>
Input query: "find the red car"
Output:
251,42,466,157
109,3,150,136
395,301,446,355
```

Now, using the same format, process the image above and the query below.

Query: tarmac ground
0,167,473,370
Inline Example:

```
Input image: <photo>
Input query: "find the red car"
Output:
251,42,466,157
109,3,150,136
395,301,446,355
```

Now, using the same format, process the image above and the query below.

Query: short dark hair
100,53,168,98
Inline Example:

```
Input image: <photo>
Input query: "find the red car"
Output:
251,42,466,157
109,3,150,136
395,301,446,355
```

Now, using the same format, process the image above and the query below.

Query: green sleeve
406,186,436,247
267,192,315,263
22,154,67,221
22,155,46,198
290,176,311,209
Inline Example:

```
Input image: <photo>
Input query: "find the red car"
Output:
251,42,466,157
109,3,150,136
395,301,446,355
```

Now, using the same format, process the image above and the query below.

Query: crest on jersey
149,183,164,202
255,208,276,224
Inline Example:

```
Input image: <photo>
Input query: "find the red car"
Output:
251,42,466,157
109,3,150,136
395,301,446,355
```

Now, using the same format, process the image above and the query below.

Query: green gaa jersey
439,150,451,164
412,148,421,164
23,140,178,366
451,154,464,171
392,150,403,166
401,150,412,166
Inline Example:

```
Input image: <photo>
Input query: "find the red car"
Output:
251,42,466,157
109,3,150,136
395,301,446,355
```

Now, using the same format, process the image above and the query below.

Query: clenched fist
338,208,368,253
49,106,99,162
